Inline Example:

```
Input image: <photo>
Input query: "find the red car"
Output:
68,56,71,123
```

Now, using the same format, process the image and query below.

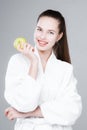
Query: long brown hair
37,9,71,64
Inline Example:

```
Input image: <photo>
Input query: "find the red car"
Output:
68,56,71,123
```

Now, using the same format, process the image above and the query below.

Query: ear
57,32,63,41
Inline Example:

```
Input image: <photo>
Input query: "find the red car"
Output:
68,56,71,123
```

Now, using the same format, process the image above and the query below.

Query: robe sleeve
4,54,41,112
40,65,82,126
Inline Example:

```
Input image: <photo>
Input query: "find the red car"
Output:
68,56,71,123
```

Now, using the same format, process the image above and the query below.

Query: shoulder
56,59,73,69
55,60,76,83
9,53,24,62
8,53,29,65
6,53,30,74
7,53,30,71
54,59,74,75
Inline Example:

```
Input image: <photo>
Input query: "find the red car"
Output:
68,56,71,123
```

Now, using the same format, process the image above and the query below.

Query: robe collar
34,46,57,64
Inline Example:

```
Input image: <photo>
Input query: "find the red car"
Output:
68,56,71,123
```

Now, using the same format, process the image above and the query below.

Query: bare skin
5,106,43,120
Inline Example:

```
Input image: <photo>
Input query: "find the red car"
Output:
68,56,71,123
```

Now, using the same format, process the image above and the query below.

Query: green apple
14,37,27,49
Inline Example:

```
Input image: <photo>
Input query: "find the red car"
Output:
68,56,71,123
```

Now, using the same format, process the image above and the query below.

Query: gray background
0,0,87,130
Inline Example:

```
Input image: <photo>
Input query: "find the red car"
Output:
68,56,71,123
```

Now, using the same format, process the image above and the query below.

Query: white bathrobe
4,48,82,130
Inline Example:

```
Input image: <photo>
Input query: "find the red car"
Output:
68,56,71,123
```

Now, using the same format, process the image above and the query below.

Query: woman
4,9,82,130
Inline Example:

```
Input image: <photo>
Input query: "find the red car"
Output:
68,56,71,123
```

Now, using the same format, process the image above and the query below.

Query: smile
38,40,48,46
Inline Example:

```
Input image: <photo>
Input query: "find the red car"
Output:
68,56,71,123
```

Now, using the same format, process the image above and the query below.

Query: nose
40,32,46,40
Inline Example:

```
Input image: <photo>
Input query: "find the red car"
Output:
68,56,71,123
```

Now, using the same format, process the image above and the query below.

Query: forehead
37,16,59,30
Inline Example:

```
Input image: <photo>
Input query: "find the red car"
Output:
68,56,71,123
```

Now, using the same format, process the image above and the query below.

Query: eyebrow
36,26,56,33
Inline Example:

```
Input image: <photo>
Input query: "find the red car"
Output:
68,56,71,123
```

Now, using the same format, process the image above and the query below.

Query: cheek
49,37,58,47
34,32,40,40
34,32,41,44
49,36,58,44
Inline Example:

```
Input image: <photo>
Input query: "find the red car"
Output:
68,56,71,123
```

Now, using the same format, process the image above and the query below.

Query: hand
17,43,38,79
4,107,24,120
4,106,43,120
17,43,38,63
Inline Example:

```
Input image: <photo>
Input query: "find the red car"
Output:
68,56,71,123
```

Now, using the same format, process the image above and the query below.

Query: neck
37,49,52,72
38,49,52,63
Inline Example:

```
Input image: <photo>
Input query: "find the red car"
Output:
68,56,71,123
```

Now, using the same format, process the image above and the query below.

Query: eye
37,27,42,31
49,31,54,35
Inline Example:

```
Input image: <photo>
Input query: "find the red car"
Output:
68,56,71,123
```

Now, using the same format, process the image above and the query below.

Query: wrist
28,59,38,79
31,59,38,65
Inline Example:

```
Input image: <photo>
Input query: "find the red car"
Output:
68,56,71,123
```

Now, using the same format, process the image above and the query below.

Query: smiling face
34,16,62,53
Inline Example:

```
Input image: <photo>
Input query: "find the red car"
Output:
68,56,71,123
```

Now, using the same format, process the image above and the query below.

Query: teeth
39,40,47,45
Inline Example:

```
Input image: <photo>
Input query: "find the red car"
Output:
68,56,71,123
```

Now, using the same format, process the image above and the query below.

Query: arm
5,106,43,120
4,44,41,112
18,43,38,79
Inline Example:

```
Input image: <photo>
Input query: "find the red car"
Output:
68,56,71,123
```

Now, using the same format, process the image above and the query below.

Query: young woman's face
34,16,61,52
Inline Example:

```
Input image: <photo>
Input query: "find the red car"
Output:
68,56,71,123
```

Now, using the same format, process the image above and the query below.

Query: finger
17,44,23,52
4,110,8,116
23,43,29,51
4,107,10,116
6,110,15,120
5,107,14,116
7,113,14,120
26,45,34,52
29,46,34,52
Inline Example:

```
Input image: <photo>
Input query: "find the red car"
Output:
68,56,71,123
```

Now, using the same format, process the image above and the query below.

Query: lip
38,40,48,47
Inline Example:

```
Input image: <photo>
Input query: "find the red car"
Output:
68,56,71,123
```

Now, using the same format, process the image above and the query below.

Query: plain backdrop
0,0,87,130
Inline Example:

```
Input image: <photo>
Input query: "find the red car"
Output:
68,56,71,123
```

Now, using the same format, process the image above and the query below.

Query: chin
37,47,46,52
36,44,46,51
